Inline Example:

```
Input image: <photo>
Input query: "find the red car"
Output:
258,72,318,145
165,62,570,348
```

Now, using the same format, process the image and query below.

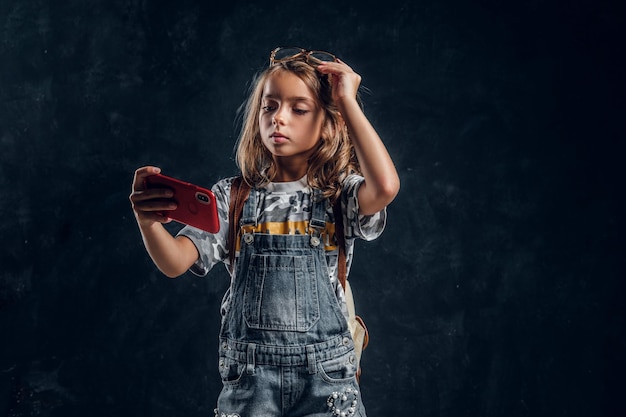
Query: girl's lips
270,133,288,143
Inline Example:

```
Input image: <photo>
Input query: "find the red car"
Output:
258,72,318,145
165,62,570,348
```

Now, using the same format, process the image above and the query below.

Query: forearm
339,99,400,214
138,222,199,278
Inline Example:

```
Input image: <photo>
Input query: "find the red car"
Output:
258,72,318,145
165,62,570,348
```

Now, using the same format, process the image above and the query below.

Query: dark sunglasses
269,47,337,67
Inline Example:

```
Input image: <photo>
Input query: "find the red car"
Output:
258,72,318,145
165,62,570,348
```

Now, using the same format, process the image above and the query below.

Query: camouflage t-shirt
177,174,386,319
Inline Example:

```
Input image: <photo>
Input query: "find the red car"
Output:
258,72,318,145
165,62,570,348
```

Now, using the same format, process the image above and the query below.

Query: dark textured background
1,0,624,416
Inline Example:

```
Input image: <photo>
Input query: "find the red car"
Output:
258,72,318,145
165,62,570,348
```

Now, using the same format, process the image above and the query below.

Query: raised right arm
129,166,199,278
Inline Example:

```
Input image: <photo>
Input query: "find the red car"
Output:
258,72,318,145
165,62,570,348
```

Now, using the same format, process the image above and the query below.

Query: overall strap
228,177,251,272
309,189,327,233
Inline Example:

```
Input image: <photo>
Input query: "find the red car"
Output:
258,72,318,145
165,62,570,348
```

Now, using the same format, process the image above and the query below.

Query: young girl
130,47,399,417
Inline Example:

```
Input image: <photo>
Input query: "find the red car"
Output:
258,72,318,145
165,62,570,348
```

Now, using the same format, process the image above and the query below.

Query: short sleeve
176,177,232,276
341,174,387,241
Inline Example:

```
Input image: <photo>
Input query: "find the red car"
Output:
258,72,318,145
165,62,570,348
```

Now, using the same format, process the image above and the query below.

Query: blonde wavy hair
235,60,360,202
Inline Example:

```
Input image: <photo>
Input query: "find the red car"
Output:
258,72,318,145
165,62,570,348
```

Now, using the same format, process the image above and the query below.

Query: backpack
227,177,369,381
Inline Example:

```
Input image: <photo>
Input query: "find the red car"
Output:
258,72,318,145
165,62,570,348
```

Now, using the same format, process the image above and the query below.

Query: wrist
336,96,359,113
136,215,163,232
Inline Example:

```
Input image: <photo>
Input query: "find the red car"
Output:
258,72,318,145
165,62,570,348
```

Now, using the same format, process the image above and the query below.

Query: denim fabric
215,188,366,417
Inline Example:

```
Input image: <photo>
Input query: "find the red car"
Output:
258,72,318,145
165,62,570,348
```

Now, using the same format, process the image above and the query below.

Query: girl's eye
262,105,276,112
293,108,309,115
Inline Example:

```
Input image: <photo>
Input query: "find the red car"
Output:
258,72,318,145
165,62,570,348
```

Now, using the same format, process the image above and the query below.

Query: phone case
144,173,219,233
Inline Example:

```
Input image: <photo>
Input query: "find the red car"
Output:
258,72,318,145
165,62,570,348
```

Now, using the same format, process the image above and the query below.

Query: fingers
317,60,361,101
131,190,176,208
135,210,174,225
130,190,177,225
132,165,162,192
316,59,355,73
129,165,177,225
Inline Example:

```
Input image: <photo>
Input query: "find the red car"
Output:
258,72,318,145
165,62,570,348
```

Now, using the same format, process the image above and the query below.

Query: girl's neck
271,159,308,183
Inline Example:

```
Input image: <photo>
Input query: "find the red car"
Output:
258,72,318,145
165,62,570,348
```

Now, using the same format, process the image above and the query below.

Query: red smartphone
144,173,219,233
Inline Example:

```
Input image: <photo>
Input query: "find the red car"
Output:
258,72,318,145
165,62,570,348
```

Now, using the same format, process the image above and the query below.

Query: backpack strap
332,199,348,291
332,198,369,382
228,176,251,272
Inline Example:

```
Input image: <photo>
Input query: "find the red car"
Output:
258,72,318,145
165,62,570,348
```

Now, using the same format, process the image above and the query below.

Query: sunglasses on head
269,47,337,67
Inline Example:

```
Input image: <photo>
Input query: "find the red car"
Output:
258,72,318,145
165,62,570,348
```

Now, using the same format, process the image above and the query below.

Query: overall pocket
318,350,358,383
243,254,320,331
218,355,245,386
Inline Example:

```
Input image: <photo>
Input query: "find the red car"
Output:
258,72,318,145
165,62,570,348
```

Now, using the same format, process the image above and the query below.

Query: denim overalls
215,188,366,417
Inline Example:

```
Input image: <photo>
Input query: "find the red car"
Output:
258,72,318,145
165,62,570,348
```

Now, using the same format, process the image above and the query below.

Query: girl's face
259,71,325,169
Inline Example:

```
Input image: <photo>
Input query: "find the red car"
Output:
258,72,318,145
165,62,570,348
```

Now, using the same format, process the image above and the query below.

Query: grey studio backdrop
1,0,623,416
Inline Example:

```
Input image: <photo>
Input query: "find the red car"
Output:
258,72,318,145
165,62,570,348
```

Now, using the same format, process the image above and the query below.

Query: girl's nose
272,109,285,125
